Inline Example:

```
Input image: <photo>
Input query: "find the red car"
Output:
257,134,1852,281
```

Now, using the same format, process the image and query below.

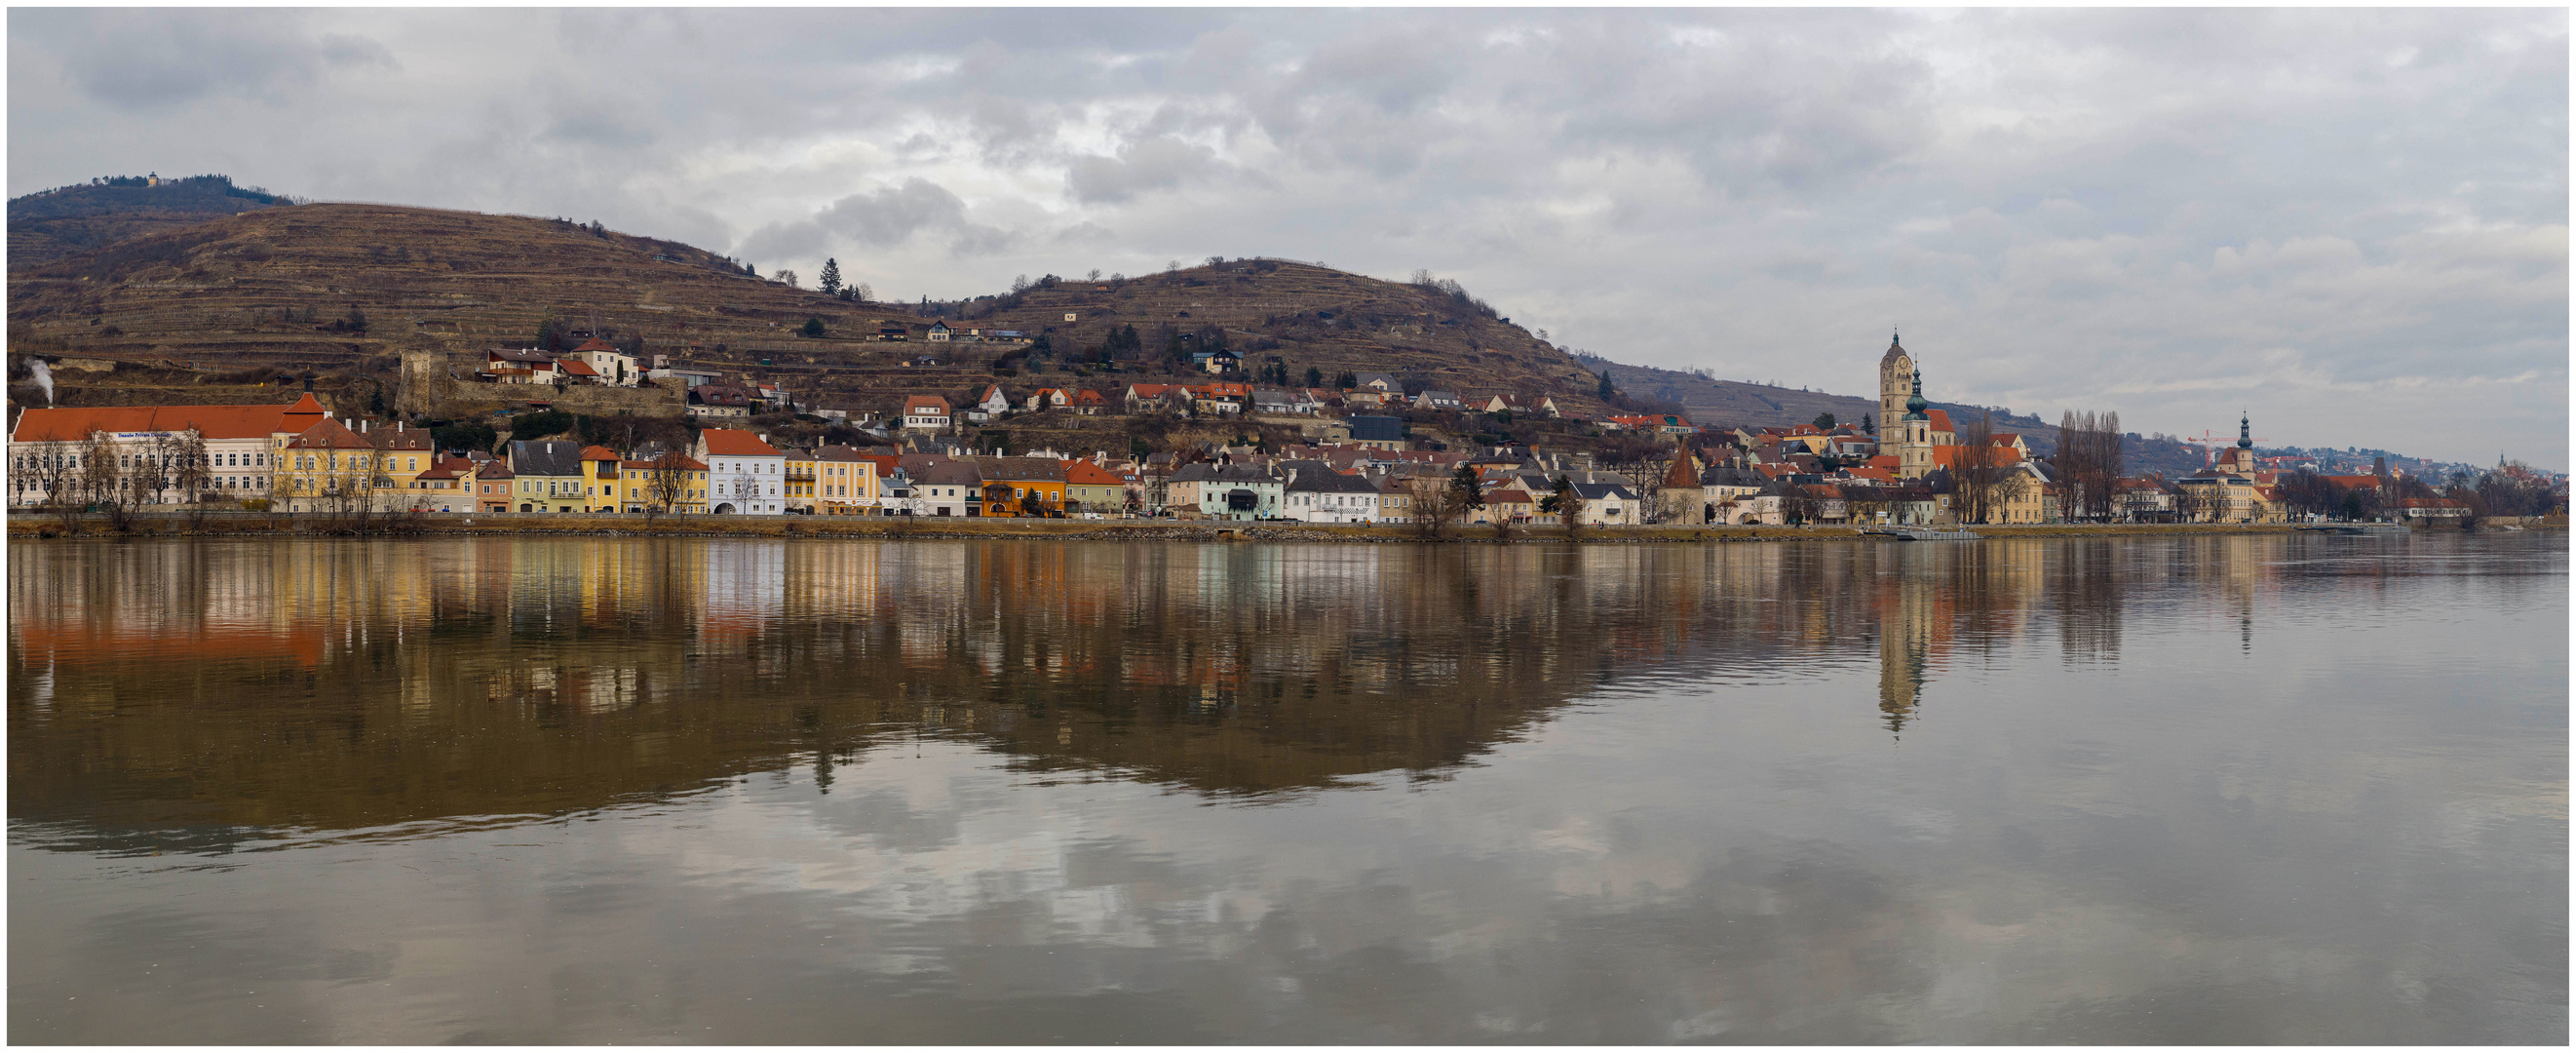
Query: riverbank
11,512,2539,543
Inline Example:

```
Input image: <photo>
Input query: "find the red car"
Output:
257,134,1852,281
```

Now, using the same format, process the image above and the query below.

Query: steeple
1880,329,1907,367
2237,411,2251,449
1904,370,1927,419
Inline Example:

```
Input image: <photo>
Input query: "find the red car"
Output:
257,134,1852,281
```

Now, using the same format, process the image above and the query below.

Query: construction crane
2181,427,2269,468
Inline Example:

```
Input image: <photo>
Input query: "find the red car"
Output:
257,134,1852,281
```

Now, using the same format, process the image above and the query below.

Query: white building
1282,461,1384,523
8,393,328,507
902,395,951,431
694,429,786,514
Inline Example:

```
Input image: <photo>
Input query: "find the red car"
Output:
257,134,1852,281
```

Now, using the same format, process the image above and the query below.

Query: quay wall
10,513,2523,544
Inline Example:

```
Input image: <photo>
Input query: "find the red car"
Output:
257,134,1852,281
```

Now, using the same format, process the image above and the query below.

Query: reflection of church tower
1878,332,1913,436
1897,370,1934,480
1878,572,1935,736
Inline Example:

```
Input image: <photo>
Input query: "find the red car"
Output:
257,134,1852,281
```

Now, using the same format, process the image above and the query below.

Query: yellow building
815,447,880,514
374,424,434,493
577,446,637,512
620,453,710,513
275,417,385,512
784,447,820,513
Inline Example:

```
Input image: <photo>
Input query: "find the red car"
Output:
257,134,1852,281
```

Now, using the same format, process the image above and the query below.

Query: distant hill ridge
9,175,302,268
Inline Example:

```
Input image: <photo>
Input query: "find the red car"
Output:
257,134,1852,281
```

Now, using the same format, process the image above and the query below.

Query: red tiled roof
284,417,373,450
559,360,600,376
567,337,617,354
578,445,621,461
904,395,950,413
1072,389,1108,406
1926,410,1955,433
1061,460,1126,486
11,397,325,443
699,429,782,457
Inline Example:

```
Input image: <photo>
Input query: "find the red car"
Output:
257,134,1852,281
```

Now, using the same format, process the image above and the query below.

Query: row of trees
1402,465,1592,540
2050,410,2124,522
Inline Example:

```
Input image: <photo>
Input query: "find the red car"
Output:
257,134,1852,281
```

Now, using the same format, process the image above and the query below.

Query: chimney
302,375,314,393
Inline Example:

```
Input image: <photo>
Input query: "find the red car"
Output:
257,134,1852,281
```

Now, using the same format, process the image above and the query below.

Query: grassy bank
5,513,2500,544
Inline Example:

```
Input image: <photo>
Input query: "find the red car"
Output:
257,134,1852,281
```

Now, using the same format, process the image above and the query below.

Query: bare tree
1951,411,2008,524
169,428,210,511
81,431,135,532
641,450,692,520
2052,410,2124,521
25,429,85,530
1405,476,1461,539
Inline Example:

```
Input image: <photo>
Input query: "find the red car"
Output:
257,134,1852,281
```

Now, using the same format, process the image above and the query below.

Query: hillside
1577,353,2211,478
8,176,298,269
5,202,1614,421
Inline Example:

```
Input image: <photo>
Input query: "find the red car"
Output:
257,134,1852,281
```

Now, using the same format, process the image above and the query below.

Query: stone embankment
14,512,2532,543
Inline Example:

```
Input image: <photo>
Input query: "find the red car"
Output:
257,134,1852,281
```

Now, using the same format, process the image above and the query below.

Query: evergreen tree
1862,412,1874,435
1304,366,1323,388
818,258,843,296
1596,371,1615,400
1812,411,1835,431
535,316,561,351
1451,464,1485,512
801,317,826,337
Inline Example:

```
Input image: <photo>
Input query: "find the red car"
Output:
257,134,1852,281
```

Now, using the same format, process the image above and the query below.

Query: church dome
1904,370,1928,418
1880,331,1907,367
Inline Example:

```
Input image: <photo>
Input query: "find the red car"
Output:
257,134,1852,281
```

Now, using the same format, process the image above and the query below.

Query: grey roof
1353,371,1398,387
1252,388,1295,404
1167,463,1218,483
911,458,983,487
509,439,583,477
1283,461,1379,492
975,456,1067,482
1211,464,1279,484
1416,389,1461,404
1572,481,1638,501
1347,415,1404,443
1701,465,1768,487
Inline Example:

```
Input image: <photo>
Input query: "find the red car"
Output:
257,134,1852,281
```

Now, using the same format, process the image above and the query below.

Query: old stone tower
1878,332,1912,437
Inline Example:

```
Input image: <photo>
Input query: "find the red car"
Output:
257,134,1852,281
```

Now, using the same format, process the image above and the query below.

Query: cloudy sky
10,9,2565,467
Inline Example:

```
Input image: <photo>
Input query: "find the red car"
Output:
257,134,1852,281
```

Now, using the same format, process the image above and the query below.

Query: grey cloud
816,178,972,246
37,11,394,109
1065,136,1229,204
4,8,2562,466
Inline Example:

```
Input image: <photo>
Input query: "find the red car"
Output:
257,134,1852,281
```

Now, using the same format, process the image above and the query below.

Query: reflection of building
1877,568,1936,736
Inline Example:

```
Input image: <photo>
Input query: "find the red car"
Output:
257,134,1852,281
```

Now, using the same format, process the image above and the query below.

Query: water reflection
7,534,2564,1043
4,534,2533,842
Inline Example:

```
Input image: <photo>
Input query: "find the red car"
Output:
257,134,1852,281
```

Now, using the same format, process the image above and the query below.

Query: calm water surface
8,534,2565,1043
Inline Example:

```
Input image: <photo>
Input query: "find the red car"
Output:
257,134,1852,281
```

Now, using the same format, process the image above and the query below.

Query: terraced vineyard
5,201,1616,421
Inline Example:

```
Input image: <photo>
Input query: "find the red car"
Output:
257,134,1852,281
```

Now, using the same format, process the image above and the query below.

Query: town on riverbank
11,334,2566,537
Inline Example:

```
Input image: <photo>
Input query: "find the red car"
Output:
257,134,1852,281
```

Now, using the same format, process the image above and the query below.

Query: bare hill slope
6,203,1614,418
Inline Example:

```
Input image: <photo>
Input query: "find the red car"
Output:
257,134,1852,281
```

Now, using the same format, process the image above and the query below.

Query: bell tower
1877,331,1912,439
1899,370,1934,480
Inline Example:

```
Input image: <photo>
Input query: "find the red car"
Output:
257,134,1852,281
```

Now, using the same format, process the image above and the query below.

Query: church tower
1898,370,1934,480
1877,331,1912,439
2214,411,2258,475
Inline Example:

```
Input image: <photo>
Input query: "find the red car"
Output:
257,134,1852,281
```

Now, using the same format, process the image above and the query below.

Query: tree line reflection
9,535,2308,848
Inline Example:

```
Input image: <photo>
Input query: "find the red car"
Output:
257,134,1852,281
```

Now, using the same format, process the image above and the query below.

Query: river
7,534,2564,1042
